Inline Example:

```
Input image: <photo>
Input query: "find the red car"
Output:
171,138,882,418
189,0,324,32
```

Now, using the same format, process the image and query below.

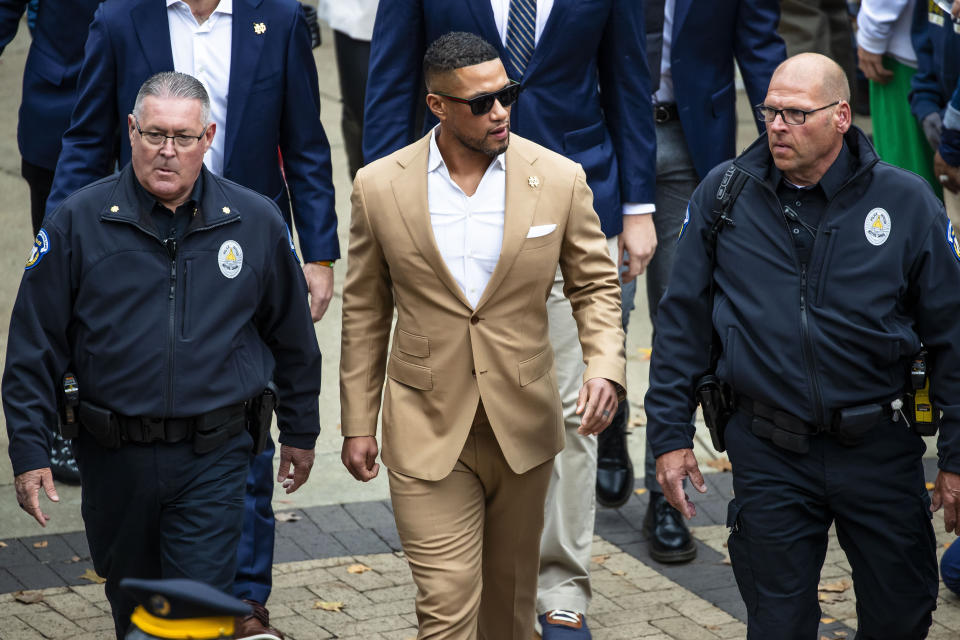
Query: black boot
643,492,696,563
300,2,321,49
50,432,81,484
596,399,634,508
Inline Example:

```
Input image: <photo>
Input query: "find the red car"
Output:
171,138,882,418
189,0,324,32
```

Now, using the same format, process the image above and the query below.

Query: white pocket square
526,224,557,239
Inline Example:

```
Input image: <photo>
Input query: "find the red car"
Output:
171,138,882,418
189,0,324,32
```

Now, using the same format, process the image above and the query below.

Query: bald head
771,53,850,104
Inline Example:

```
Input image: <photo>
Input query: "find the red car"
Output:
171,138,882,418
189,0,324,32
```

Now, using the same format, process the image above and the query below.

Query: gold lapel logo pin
253,22,266,35
109,205,119,213
528,176,540,188
222,206,231,214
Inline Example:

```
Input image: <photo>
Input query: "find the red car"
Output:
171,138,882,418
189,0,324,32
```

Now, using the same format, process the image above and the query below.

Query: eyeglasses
433,81,522,116
134,117,208,148
754,101,841,126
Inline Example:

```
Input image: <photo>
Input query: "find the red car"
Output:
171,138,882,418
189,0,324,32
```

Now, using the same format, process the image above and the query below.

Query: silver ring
602,410,611,418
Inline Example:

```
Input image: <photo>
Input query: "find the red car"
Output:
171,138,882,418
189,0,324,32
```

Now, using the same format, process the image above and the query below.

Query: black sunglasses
434,81,522,116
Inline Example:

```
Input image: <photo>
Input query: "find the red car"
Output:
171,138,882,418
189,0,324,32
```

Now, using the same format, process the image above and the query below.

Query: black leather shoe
50,432,81,484
643,492,696,563
596,400,633,508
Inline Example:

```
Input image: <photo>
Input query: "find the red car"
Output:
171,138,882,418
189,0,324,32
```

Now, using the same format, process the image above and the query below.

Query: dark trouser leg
827,428,937,639
724,413,830,639
75,432,162,638
161,431,250,594
232,436,276,605
333,30,370,180
20,159,54,236
643,119,699,493
75,430,249,638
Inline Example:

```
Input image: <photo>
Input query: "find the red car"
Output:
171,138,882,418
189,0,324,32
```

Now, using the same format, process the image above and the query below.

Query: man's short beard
453,127,509,158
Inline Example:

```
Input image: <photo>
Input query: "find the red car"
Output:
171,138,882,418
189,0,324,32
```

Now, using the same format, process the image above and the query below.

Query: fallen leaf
32,541,48,549
347,563,372,574
833,632,848,638
705,458,733,472
313,600,345,612
818,593,837,603
638,347,652,360
706,625,721,630
0,541,7,548
946,541,953,549
818,579,851,593
610,569,626,576
80,569,106,584
275,512,301,523
631,419,644,427
70,556,80,563
821,636,832,640
15,590,44,604
591,554,610,565
820,617,836,624
634,488,648,496
926,482,935,490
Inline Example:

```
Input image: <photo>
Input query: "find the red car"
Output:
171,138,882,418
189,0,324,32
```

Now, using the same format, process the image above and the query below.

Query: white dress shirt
491,0,650,216
654,0,676,104
856,0,917,67
491,0,554,44
167,0,232,176
428,128,506,308
321,0,379,41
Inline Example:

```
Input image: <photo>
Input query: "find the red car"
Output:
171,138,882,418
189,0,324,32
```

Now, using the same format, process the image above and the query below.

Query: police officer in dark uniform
645,53,960,639
3,72,322,639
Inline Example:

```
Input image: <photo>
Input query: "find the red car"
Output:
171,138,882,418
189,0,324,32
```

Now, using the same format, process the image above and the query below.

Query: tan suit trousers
388,402,554,640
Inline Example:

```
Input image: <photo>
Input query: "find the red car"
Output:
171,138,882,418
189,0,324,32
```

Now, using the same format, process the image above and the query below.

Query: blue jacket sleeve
279,3,339,262
45,5,118,216
2,220,74,476
0,0,28,55
361,0,426,164
908,208,960,474
734,0,786,134
644,182,719,457
597,0,655,205
255,223,322,449
909,2,944,124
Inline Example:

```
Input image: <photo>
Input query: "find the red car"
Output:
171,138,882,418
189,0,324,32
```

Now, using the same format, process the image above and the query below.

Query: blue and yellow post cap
120,578,251,639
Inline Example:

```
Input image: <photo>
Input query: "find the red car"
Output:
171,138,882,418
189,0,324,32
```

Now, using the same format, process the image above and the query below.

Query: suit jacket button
470,316,480,325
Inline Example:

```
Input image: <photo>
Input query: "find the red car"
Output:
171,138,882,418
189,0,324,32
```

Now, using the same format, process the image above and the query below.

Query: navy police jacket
3,164,322,477
646,127,960,474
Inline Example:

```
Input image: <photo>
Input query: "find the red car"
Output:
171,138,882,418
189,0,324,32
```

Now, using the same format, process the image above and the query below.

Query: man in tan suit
339,32,626,640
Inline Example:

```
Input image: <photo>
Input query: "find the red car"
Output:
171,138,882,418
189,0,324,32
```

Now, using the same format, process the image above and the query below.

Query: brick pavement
3,457,959,639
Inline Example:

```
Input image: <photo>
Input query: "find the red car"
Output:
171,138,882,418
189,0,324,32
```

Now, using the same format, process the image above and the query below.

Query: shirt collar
167,0,233,16
133,168,205,217
771,140,854,200
428,126,506,175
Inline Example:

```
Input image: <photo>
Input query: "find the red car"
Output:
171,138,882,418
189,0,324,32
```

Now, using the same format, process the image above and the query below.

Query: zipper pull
890,398,909,427
164,237,177,260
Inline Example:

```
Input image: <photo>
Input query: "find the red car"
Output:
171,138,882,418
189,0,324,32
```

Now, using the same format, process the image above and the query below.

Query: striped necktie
505,0,537,80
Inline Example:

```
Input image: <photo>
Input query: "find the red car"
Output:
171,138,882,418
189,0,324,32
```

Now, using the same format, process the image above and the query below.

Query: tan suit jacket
339,132,626,481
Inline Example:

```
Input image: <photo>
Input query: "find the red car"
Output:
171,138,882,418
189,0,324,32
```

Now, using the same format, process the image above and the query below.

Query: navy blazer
0,0,100,170
653,0,784,180
362,0,655,238
46,0,338,262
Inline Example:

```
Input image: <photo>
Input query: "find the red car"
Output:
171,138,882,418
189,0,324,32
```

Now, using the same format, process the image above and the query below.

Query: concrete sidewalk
0,14,956,640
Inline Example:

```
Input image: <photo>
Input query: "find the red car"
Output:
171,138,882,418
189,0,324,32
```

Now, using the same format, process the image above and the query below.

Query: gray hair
132,72,211,124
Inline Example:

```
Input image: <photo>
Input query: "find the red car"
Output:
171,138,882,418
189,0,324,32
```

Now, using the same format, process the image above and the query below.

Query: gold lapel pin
253,22,266,35
528,176,540,188
222,206,231,214
110,205,119,213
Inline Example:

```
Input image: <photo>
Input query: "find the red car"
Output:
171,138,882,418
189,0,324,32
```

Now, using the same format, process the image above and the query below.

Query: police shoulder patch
25,229,50,270
946,220,960,263
678,204,690,241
